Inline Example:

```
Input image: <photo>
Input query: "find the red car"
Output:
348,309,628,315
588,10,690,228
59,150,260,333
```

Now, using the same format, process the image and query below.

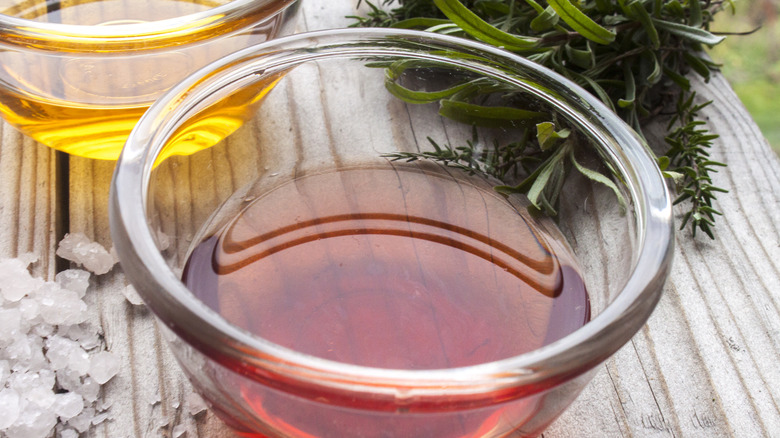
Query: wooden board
546,73,780,437
0,121,61,279
0,0,778,436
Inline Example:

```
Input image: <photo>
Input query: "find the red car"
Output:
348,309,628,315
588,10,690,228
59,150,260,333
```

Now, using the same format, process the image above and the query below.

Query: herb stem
353,0,733,238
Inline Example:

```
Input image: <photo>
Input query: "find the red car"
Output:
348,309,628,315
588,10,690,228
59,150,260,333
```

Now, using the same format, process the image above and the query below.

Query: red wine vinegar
181,163,590,437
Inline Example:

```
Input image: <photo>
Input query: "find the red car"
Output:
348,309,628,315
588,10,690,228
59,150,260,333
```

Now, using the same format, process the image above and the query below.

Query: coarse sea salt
56,233,117,276
88,352,120,386
186,392,208,416
0,253,118,438
172,423,187,437
121,284,144,307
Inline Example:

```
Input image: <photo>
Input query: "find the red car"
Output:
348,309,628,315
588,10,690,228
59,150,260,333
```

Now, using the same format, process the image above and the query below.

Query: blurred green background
711,0,780,154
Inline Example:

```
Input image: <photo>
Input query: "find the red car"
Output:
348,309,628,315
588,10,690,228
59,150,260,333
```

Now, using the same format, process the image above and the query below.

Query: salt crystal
0,257,45,302
0,360,9,386
0,388,21,428
52,392,84,420
80,377,101,403
1,246,116,438
62,323,101,350
5,401,58,438
26,336,49,372
121,284,144,306
32,325,55,341
10,369,55,410
110,250,120,267
91,411,110,426
150,389,161,405
55,368,82,393
66,406,94,433
172,423,187,437
1,280,36,303
5,333,33,363
186,392,208,416
9,370,39,393
108,245,120,263
59,428,79,438
29,353,48,374
22,379,56,410
19,298,40,322
31,323,54,339
38,368,56,388
56,269,91,298
35,284,87,326
0,307,22,346
155,229,172,251
45,336,80,370
56,233,116,275
78,333,101,351
45,336,90,375
95,397,113,412
88,351,120,384
67,349,91,376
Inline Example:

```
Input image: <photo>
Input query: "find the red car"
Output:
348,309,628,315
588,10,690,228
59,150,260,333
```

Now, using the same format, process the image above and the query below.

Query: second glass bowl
0,0,301,159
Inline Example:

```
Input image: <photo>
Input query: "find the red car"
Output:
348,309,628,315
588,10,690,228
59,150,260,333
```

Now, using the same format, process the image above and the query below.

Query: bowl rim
0,0,297,52
110,27,675,407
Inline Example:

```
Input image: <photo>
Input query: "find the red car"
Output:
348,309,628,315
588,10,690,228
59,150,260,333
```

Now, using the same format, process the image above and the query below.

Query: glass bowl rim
110,27,675,403
0,0,296,51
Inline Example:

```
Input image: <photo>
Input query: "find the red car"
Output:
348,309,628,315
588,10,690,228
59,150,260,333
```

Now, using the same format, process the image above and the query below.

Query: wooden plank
60,1,780,437
67,156,232,437
544,74,780,436
0,121,61,279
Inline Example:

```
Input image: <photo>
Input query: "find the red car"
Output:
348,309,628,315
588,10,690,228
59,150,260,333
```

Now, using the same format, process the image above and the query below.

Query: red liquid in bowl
182,165,590,437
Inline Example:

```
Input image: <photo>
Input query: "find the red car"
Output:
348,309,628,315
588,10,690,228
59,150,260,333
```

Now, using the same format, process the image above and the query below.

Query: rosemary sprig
664,92,727,239
352,0,733,238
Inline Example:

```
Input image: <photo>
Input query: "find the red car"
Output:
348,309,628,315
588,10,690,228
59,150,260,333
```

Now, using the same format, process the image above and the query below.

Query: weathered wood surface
2,0,780,436
0,121,62,279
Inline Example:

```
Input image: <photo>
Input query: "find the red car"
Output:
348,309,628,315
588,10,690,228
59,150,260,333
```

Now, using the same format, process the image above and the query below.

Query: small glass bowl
110,28,674,437
0,0,300,160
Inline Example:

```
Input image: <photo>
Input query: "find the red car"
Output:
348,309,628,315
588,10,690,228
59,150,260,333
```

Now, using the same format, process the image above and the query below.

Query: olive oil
0,0,295,159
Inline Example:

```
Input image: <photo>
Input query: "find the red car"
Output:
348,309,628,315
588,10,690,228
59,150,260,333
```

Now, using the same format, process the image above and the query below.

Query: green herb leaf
433,0,540,50
652,18,726,45
688,0,703,28
642,50,663,84
618,62,636,108
536,122,571,150
627,0,660,49
439,100,548,127
683,52,712,80
524,0,545,15
384,72,478,104
546,0,616,45
569,150,627,209
530,6,560,32
353,0,734,238
565,43,595,69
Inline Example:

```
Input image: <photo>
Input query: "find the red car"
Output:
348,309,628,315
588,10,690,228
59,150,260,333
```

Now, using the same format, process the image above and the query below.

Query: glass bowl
0,0,301,160
110,28,674,437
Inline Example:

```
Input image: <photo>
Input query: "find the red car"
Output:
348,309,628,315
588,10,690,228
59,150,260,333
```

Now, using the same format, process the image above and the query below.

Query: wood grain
0,0,778,436
0,121,61,279
544,73,780,437
67,155,232,437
